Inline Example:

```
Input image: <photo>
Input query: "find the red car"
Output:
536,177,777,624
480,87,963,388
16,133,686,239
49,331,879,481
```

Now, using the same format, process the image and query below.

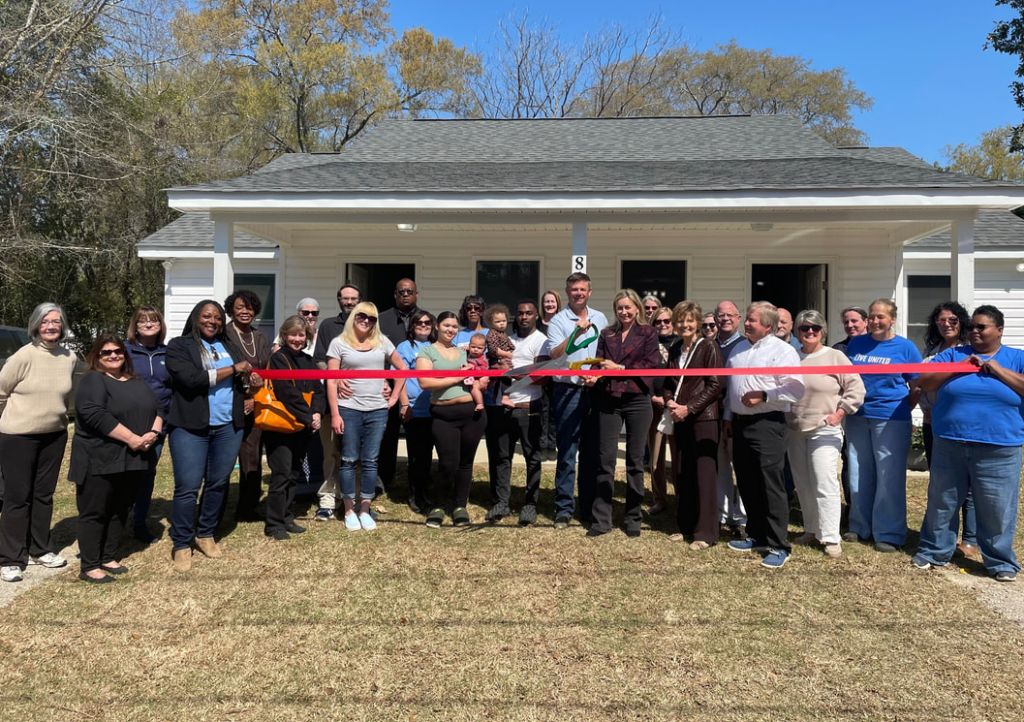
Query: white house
138,115,1024,345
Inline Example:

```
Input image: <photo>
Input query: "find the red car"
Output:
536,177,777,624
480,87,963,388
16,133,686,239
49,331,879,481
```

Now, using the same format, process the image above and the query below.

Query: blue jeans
551,384,598,519
133,437,164,530
917,437,1021,575
923,423,977,546
169,424,243,551
845,415,911,545
338,406,388,500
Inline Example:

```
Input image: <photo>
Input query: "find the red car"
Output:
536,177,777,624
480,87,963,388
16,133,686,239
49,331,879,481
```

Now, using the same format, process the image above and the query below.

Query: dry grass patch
0,460,1023,721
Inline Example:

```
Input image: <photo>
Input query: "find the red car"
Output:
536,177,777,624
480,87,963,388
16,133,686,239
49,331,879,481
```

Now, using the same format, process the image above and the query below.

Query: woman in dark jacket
165,300,256,572
71,334,162,583
263,316,326,540
583,289,661,538
646,305,678,516
125,306,171,544
663,301,723,550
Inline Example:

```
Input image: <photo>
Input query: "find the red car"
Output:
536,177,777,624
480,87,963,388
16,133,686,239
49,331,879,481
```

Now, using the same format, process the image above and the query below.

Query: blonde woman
585,289,660,537
540,290,563,332
327,302,407,531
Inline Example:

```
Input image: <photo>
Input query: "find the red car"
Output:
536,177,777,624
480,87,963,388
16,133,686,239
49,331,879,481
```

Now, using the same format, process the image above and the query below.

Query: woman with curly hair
223,289,272,522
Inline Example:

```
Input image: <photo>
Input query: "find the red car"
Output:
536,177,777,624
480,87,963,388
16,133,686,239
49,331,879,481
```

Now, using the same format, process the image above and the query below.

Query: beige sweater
785,347,866,433
0,341,77,434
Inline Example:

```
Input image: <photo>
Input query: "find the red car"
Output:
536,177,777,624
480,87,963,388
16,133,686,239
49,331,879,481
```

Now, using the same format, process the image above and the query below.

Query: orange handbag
253,358,313,434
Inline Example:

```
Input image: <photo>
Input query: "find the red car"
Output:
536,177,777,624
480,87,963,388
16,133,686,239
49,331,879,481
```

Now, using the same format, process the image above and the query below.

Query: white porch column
571,221,587,274
893,244,906,337
951,218,975,312
213,217,235,303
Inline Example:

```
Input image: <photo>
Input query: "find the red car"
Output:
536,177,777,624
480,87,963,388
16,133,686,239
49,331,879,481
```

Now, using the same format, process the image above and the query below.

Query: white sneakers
28,552,67,568
1,566,23,583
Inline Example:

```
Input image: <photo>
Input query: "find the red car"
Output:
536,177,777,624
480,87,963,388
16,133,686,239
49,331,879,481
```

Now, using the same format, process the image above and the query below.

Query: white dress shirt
724,335,805,419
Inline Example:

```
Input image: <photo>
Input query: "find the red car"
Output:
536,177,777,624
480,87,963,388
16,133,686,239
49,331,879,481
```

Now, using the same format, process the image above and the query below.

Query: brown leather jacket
662,338,723,422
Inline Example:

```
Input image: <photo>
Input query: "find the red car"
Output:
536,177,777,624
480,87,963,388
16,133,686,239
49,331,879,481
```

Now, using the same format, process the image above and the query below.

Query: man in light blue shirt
543,272,609,529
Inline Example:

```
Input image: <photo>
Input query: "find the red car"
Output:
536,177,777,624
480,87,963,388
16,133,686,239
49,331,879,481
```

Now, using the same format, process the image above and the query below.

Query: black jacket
166,336,246,431
267,347,327,426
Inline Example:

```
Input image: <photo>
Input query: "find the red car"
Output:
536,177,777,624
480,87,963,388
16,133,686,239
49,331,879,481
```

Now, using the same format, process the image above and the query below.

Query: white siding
164,259,277,339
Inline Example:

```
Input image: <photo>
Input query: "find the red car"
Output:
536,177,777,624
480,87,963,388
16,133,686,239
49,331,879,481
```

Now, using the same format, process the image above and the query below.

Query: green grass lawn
0,452,1022,721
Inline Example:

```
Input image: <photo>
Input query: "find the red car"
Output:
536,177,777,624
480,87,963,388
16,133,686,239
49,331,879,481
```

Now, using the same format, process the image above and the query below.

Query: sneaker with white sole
358,512,377,530
760,548,789,569
911,554,934,570
1,566,23,582
343,512,361,531
314,507,334,522
29,552,66,568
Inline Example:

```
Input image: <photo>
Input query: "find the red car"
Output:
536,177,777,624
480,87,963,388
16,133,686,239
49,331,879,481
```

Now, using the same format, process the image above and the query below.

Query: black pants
0,430,67,568
593,393,652,533
732,412,791,552
404,416,434,509
235,412,264,518
377,402,403,491
430,403,485,510
540,384,557,451
675,418,720,543
263,429,311,534
485,402,543,508
76,472,139,573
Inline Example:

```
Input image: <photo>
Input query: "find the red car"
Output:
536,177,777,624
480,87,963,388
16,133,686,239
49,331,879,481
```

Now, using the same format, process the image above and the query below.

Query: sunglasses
968,323,996,332
701,323,717,329
413,319,433,327
653,319,672,326
798,324,823,334
355,312,377,326
936,317,959,326
396,289,416,297
99,348,125,358
464,304,483,312
644,306,659,311
299,310,320,317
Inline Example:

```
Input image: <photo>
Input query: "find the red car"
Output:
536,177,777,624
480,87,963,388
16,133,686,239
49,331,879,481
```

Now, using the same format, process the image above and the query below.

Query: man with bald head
715,300,748,538
775,308,803,350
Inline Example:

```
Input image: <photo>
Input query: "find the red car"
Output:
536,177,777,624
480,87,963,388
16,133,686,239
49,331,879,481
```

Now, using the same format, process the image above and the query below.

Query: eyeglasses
968,323,996,332
39,320,62,327
99,348,125,358
936,317,959,326
396,289,416,297
701,323,717,329
137,320,161,327
464,304,483,312
716,313,740,321
413,320,433,327
299,310,320,317
355,312,377,326
799,325,823,334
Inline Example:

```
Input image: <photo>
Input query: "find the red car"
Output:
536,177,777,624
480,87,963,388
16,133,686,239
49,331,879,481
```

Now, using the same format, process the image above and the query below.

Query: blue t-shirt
396,339,431,419
454,328,485,351
846,334,922,420
202,340,235,426
932,345,1024,446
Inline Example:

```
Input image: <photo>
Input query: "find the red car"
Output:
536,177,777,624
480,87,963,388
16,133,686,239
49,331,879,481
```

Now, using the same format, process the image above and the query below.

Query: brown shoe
688,540,710,551
172,548,192,573
824,543,842,558
194,537,223,558
955,542,980,559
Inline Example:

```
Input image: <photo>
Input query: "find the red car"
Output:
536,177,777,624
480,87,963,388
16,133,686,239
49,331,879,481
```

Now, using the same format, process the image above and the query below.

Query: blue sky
388,0,1021,165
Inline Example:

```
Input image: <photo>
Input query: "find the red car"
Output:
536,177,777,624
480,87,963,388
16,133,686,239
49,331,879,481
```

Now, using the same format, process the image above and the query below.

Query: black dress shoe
285,522,306,534
78,572,116,584
265,529,291,541
101,564,129,575
586,527,611,538
625,528,641,538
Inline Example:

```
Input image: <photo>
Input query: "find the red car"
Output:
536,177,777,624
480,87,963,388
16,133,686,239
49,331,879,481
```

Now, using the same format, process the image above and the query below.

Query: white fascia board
136,248,279,260
904,250,1024,260
167,188,1024,214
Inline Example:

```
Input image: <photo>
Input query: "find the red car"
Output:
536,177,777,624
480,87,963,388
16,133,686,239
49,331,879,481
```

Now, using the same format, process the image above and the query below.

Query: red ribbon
256,362,977,380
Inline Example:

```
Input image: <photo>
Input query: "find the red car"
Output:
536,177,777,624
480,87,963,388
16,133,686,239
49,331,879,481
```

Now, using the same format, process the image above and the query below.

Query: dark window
234,273,276,338
750,264,828,318
621,260,687,308
345,263,416,314
476,261,540,314
907,275,951,352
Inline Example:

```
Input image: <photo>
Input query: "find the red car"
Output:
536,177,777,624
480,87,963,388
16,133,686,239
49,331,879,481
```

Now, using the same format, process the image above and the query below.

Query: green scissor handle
564,325,598,356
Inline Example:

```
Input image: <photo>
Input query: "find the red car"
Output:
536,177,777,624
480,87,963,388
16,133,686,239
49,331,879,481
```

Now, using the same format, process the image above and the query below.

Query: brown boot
193,536,223,558
172,548,192,573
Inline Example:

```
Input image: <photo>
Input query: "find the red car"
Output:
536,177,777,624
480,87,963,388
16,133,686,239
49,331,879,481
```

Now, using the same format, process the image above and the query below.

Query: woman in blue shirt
914,305,1024,582
844,299,922,552
397,311,437,514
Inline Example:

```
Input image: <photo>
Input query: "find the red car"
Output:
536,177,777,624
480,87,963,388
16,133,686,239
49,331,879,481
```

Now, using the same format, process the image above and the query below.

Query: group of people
0,272,1020,583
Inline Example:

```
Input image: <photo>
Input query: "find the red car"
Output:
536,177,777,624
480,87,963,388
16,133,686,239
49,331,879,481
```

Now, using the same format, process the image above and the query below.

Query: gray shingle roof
173,156,1018,194
908,210,1024,249
837,146,934,169
137,214,275,250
